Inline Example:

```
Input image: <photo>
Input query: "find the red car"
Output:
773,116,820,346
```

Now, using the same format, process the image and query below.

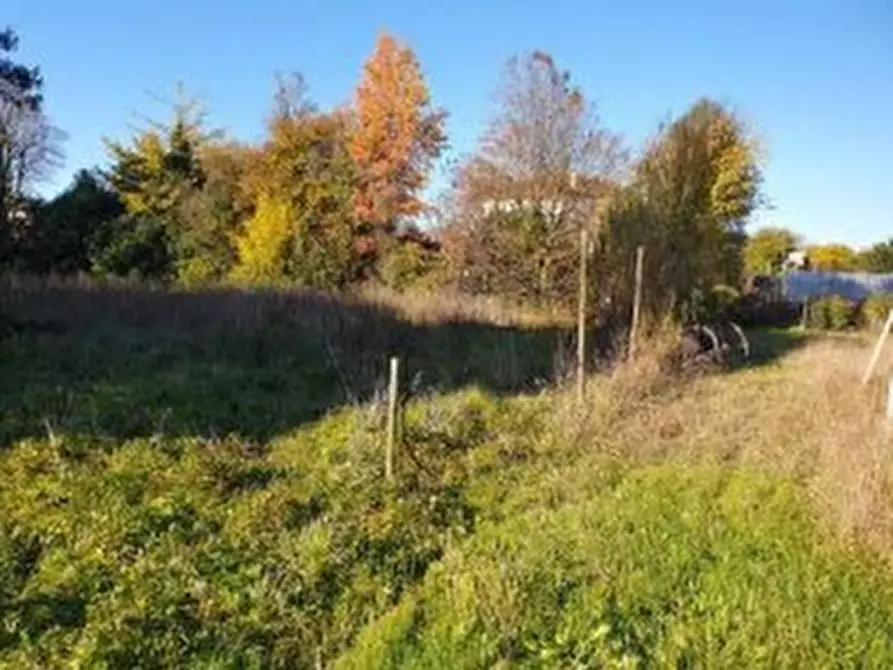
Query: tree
105,99,207,218
807,244,859,272
231,193,293,284
24,169,124,274
858,239,893,274
443,50,623,305
233,78,358,288
348,32,446,251
103,97,211,280
599,98,762,322
0,28,62,265
90,213,172,280
743,227,800,276
174,141,253,285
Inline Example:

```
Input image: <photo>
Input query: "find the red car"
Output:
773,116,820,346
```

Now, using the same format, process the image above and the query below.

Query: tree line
3,26,889,324
743,227,893,276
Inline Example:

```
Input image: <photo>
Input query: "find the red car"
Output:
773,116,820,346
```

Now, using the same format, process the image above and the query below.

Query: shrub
807,295,855,331
377,242,444,292
860,293,893,330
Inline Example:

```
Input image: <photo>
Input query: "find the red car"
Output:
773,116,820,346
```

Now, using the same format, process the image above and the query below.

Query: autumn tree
231,193,292,284
175,141,253,284
743,226,800,276
102,94,254,283
102,98,210,279
443,50,623,306
232,76,357,288
348,32,446,263
105,98,207,219
0,27,63,265
600,98,762,322
807,243,859,272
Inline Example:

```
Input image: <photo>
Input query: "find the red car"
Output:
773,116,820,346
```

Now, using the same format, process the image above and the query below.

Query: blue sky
5,0,892,247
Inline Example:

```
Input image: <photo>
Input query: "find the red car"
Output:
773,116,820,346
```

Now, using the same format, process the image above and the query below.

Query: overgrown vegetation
3,26,771,328
862,293,893,330
807,295,857,331
3,281,893,666
5,17,893,669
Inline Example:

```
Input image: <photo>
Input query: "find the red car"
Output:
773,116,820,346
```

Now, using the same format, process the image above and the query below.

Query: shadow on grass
1,280,608,447
1,278,820,448
743,327,811,368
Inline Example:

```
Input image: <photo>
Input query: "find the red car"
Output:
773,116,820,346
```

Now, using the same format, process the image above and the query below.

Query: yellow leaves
235,105,358,288
705,109,760,224
744,227,799,276
710,143,757,223
807,244,860,272
230,194,293,284
104,116,205,220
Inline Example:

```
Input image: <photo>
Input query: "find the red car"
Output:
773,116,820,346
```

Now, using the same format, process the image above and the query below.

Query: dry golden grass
548,333,893,553
0,273,569,337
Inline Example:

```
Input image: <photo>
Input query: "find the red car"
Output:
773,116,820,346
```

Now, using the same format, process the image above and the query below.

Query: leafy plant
860,293,893,330
807,295,855,331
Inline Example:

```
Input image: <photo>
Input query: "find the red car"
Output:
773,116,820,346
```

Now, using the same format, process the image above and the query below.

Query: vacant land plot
3,283,893,668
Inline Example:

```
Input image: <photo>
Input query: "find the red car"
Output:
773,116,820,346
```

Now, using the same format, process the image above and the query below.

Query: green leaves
602,99,762,322
744,227,800,277
858,239,893,273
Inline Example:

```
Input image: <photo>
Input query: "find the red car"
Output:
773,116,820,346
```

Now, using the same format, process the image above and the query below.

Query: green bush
861,293,893,330
807,295,855,331
377,242,444,292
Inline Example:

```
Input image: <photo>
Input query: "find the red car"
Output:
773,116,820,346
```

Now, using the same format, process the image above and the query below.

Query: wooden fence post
887,375,893,423
862,309,893,386
386,356,400,481
629,245,645,360
576,227,588,403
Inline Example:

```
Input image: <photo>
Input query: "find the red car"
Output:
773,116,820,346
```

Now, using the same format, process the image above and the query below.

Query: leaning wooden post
576,227,588,403
386,356,400,481
862,309,893,386
629,245,645,360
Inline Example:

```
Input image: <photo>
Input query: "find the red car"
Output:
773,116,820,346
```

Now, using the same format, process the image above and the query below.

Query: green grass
342,466,893,668
3,289,893,667
4,386,893,668
0,302,562,448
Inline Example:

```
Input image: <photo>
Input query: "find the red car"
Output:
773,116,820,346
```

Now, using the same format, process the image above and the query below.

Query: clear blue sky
6,0,892,247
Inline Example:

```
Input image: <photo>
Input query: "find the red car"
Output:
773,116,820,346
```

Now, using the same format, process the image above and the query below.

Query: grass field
3,279,893,668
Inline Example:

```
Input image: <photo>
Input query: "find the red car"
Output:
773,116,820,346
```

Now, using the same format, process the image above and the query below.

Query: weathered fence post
629,245,645,360
886,375,893,424
862,309,893,386
576,227,588,404
386,356,400,481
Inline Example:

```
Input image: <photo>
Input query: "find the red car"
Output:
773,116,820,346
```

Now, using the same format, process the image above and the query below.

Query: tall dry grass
0,273,582,436
0,273,570,337
551,333,893,552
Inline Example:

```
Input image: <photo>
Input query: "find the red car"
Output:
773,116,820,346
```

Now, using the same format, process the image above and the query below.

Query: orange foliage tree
348,32,447,246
